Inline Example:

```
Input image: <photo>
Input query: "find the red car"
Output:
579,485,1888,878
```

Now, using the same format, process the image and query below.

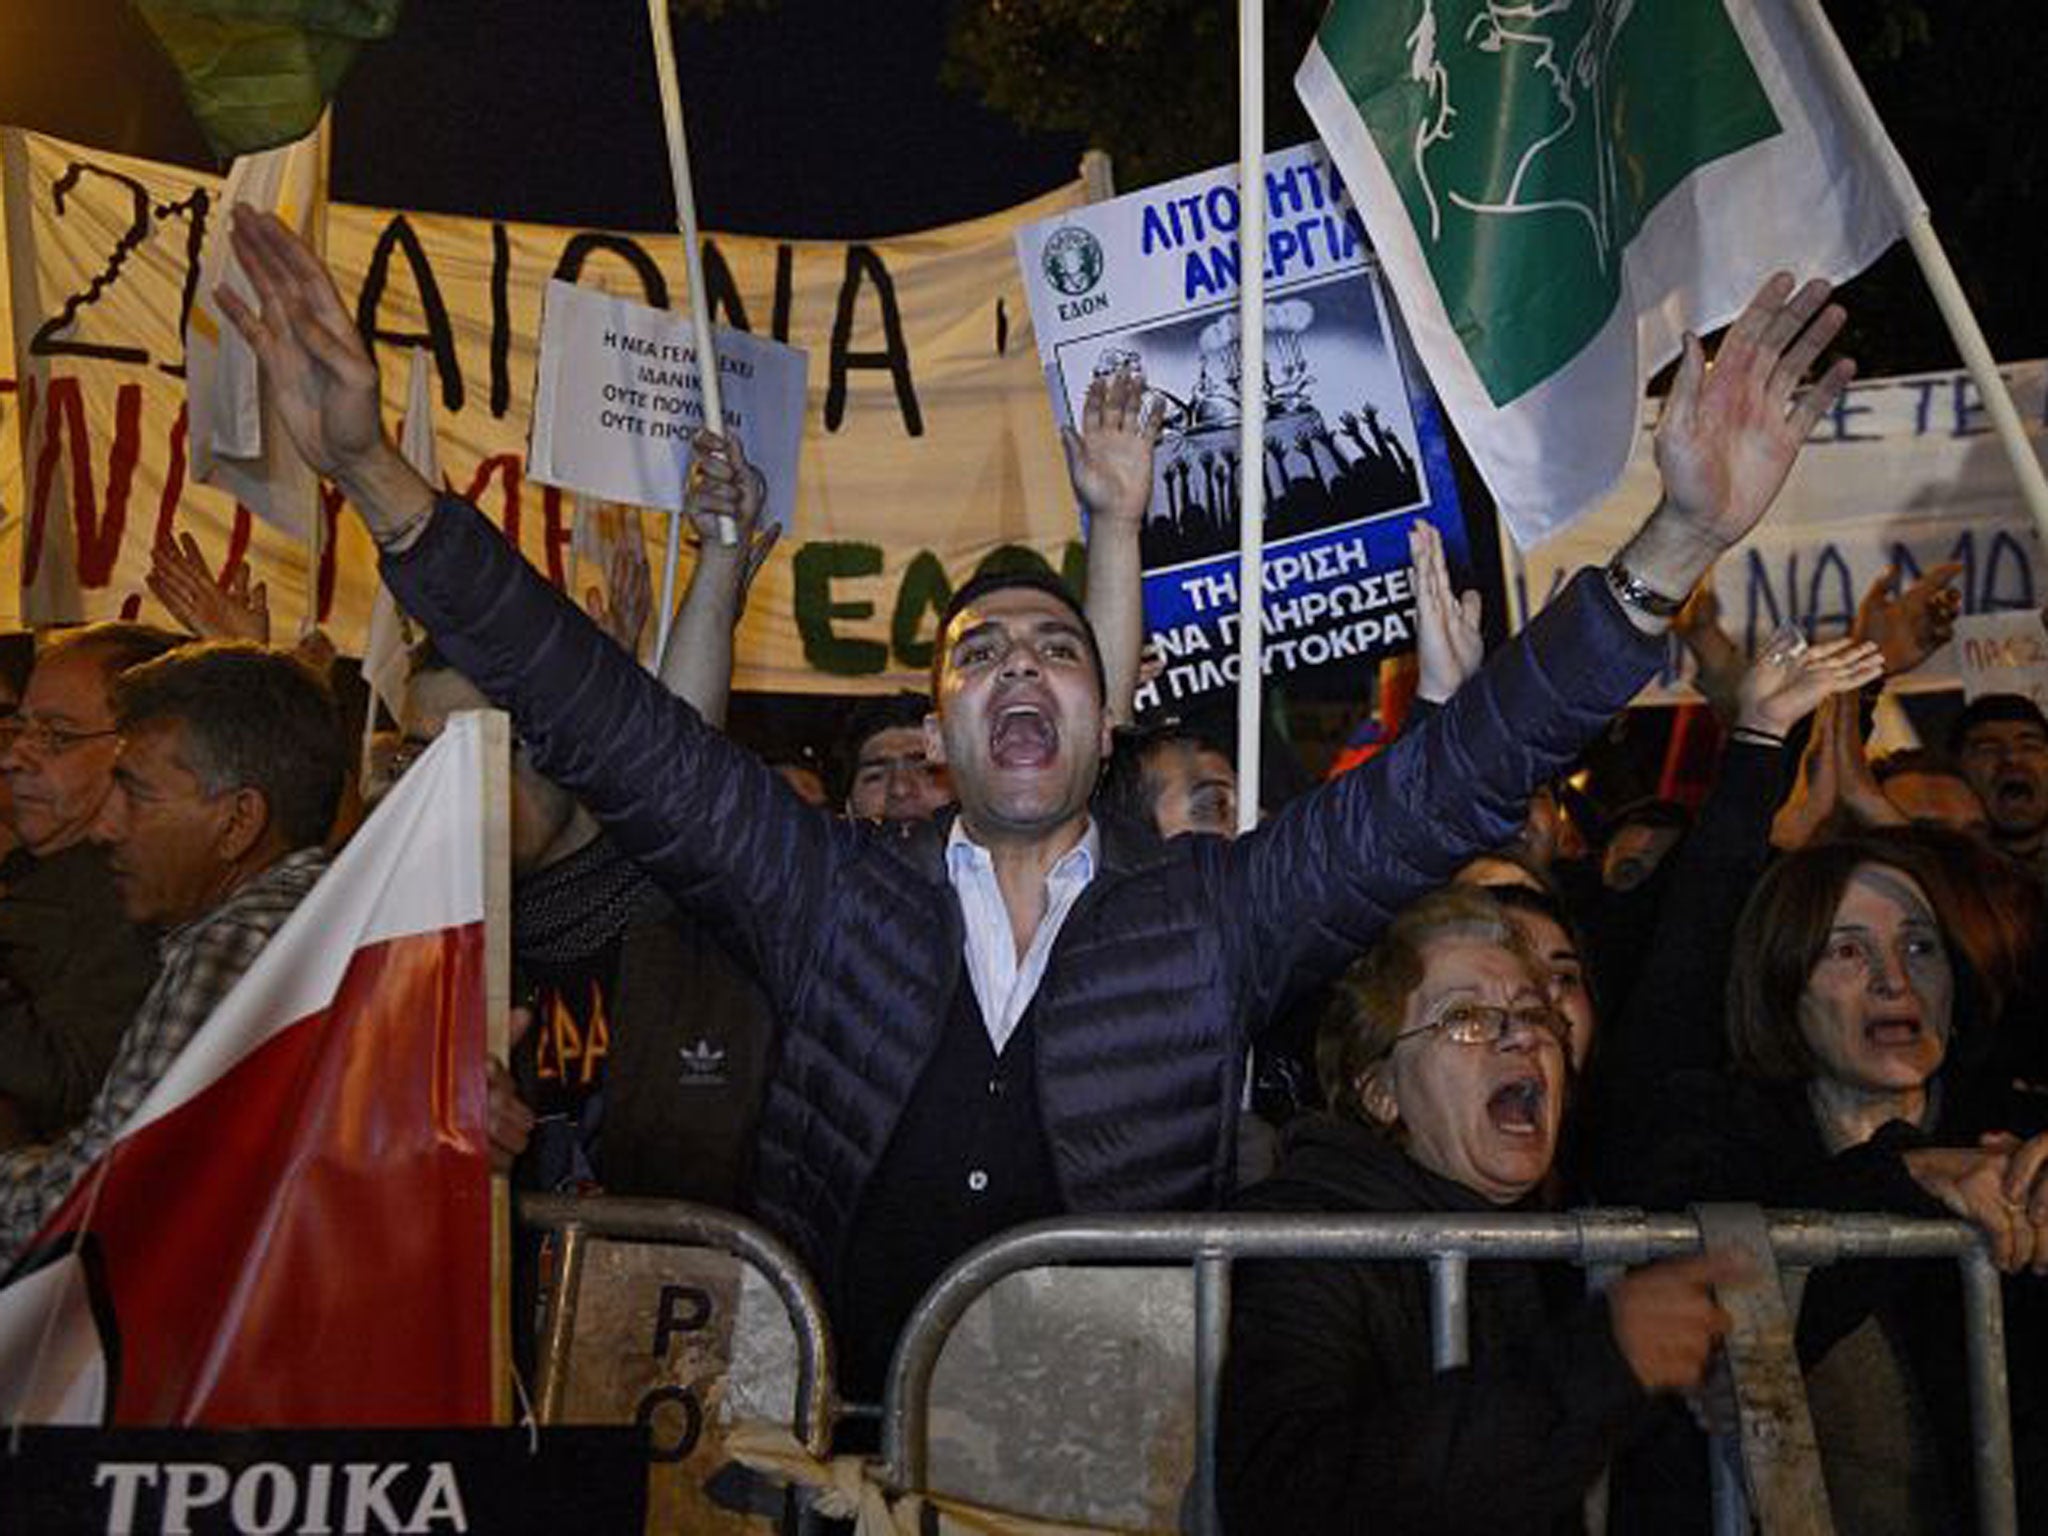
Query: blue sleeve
1219,568,1663,1031
379,497,848,1007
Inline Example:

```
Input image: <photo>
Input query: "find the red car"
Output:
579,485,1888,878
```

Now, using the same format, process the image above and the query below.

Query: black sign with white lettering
0,1427,645,1535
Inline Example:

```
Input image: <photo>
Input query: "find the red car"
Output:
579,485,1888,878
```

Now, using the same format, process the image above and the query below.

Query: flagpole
645,0,736,678
1496,503,1529,632
1786,0,2048,551
1896,217,2048,546
301,110,334,637
1234,0,1266,836
480,710,515,1426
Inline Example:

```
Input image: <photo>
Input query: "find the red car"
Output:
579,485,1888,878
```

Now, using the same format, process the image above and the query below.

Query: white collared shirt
945,819,1100,1056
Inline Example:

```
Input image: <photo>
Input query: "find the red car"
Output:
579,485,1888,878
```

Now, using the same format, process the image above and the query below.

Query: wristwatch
1603,557,1684,620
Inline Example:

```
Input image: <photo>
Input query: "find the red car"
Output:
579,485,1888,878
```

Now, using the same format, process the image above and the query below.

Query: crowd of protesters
0,204,2043,1532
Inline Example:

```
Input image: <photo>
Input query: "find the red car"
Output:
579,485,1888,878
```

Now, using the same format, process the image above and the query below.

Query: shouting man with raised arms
222,206,1855,1400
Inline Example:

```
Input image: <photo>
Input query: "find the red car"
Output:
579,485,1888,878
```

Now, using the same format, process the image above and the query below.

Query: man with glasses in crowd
0,625,179,1150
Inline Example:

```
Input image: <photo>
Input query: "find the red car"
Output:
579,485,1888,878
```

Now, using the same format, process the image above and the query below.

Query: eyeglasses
0,718,120,757
1394,1001,1568,1049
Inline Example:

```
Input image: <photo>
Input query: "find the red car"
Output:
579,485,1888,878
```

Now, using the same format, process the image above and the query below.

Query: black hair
0,631,34,701
1947,693,2048,756
1099,718,1233,832
831,691,932,805
931,569,1106,701
112,642,346,849
1604,796,1690,841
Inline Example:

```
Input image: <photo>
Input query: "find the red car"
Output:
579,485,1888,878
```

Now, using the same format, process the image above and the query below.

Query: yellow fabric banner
0,128,1084,693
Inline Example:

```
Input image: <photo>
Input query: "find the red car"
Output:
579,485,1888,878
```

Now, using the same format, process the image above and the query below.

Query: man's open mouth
1995,775,2040,807
990,704,1057,769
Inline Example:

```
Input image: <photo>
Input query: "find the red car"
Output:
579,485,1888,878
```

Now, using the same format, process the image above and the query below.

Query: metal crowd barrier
879,1207,2017,1536
516,1193,837,1459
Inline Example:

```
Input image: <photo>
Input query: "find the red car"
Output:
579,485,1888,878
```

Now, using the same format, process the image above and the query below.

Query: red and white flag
0,712,504,1427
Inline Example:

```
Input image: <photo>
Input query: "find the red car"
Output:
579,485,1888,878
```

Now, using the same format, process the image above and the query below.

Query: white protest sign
1954,610,2048,713
529,279,806,529
1518,361,2048,702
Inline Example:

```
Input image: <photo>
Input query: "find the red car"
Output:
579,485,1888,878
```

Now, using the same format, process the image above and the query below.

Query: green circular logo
1042,227,1104,297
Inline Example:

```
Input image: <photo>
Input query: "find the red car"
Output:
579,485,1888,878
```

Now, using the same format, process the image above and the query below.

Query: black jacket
383,499,1662,1295
1217,1115,1644,1535
1605,1070,2047,1532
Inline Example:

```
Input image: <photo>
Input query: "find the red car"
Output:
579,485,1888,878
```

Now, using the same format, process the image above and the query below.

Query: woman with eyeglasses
1216,887,1740,1535
1601,834,2048,1534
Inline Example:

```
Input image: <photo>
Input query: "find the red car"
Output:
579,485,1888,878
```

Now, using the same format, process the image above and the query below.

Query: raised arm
1063,367,1160,725
1611,272,1853,626
1221,273,1857,1019
219,207,844,1000
1604,638,1882,1089
656,429,780,728
222,208,438,547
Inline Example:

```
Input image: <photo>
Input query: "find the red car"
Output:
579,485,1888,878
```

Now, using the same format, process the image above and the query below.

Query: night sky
1,0,1088,237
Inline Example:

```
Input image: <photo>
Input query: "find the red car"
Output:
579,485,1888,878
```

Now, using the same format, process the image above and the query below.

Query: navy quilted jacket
383,499,1661,1285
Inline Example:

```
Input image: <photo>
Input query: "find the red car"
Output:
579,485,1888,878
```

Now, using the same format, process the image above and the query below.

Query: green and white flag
1297,0,1923,548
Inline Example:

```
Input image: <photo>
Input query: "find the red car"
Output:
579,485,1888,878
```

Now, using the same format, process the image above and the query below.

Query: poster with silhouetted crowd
1017,142,1467,712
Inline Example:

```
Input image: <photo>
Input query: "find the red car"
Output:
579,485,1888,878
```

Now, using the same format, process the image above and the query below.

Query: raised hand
1652,272,1855,553
1826,689,1908,829
685,429,779,611
220,208,432,542
584,513,655,659
292,627,338,678
686,428,765,544
1734,635,1883,740
1771,693,1845,850
1854,562,1964,678
147,533,272,644
1062,366,1162,530
219,207,383,481
1409,519,1483,704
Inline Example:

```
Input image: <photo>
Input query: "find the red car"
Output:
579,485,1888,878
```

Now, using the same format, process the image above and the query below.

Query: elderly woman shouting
1216,889,1739,1535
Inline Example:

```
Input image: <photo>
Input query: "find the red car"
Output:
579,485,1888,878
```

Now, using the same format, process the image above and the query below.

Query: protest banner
1015,141,1465,715
528,279,805,530
1955,611,2048,714
1518,361,2048,704
0,126,1085,694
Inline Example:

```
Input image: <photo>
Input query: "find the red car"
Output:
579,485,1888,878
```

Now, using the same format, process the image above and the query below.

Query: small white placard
1955,610,2048,713
528,279,807,530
